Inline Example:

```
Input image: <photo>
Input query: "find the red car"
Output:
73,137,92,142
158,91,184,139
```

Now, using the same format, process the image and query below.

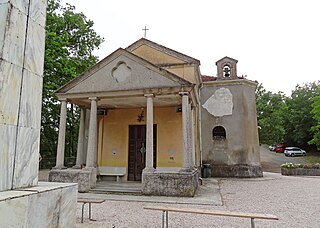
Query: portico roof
55,48,193,108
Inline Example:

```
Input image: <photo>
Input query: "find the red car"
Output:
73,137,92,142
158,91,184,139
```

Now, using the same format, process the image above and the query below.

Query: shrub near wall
281,163,320,176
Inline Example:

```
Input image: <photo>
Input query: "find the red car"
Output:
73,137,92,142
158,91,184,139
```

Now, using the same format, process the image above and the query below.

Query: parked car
275,144,285,153
284,147,306,157
268,145,276,151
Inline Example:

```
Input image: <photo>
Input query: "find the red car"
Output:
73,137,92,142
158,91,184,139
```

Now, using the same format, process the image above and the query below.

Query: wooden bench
144,206,278,228
78,198,105,223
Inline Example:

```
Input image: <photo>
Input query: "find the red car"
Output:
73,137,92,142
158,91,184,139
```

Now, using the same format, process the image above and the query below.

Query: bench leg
251,218,255,228
81,203,86,223
162,210,168,228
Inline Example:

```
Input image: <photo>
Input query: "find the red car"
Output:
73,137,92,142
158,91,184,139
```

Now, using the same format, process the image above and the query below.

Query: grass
304,154,320,164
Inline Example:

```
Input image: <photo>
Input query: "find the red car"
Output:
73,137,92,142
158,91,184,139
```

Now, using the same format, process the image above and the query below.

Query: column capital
179,91,189,96
59,98,67,102
88,97,98,101
144,93,154,97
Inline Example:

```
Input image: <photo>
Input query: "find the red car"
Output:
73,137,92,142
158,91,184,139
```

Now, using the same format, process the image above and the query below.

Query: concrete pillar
86,97,98,168
74,108,86,168
144,94,155,171
55,99,67,169
180,92,190,170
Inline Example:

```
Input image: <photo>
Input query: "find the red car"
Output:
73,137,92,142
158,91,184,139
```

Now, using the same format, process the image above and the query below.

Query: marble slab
0,4,27,67
29,0,47,27
24,19,46,76
0,0,29,14
18,69,43,129
0,60,23,125
12,126,40,189
0,183,77,227
0,124,16,191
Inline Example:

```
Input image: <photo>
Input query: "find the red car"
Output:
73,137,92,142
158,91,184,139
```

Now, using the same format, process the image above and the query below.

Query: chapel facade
49,38,262,196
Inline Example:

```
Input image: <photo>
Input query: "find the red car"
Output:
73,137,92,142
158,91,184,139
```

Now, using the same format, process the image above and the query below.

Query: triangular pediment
56,49,191,95
126,38,200,65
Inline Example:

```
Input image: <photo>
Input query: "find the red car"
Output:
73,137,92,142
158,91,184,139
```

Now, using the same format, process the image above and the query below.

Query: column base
52,165,67,170
72,164,83,169
48,168,97,192
142,168,199,197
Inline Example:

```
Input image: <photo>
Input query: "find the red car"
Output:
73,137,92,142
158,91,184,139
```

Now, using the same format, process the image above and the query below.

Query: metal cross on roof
142,26,149,38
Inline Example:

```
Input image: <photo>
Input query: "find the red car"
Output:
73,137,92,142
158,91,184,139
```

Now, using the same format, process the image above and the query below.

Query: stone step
90,187,142,195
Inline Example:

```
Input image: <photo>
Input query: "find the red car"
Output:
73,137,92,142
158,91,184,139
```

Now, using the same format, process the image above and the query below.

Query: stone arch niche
212,126,226,140
216,56,238,80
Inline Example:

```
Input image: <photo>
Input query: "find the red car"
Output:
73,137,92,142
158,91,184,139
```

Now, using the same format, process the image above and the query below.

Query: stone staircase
90,181,142,195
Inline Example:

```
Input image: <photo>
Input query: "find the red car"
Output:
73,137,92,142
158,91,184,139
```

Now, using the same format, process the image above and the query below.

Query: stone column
190,106,196,167
144,94,155,171
74,107,86,168
180,92,190,170
54,99,67,169
86,97,98,168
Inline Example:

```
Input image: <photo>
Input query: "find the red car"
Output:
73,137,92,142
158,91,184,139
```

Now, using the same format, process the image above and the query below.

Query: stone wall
49,168,97,192
200,79,262,177
142,169,199,197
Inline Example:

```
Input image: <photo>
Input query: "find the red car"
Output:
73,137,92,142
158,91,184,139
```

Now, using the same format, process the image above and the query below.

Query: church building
49,38,262,196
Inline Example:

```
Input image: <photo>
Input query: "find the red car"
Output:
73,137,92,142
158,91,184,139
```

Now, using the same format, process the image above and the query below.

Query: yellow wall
97,107,183,171
131,45,197,84
132,45,185,65
165,66,196,84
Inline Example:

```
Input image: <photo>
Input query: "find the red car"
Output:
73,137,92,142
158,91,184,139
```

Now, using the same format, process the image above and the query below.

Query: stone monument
0,0,77,226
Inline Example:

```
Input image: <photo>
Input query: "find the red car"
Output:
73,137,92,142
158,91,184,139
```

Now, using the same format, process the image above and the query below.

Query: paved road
260,145,305,173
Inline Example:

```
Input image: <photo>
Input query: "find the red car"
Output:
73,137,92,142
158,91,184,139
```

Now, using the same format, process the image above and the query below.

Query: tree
41,0,104,167
284,82,319,148
256,84,287,145
309,88,320,150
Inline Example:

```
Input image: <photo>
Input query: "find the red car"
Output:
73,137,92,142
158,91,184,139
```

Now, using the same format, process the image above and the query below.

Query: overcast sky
62,0,319,95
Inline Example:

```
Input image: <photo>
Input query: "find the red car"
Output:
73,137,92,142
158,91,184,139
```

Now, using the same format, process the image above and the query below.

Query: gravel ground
76,172,320,228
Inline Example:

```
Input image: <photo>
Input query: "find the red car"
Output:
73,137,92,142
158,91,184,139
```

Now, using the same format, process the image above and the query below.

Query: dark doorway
128,125,157,181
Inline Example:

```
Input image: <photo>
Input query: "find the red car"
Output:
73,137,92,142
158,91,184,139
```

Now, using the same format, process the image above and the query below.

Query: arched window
212,126,226,140
223,65,231,77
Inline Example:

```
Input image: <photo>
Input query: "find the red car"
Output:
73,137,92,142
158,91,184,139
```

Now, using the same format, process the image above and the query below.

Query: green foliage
41,0,104,166
309,92,320,149
256,84,287,145
284,82,319,148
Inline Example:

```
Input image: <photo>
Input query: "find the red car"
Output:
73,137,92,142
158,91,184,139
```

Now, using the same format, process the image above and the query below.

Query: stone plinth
142,169,199,197
0,182,77,227
210,164,263,178
49,168,96,192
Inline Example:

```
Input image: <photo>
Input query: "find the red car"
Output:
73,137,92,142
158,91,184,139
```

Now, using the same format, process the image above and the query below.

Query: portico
49,41,201,196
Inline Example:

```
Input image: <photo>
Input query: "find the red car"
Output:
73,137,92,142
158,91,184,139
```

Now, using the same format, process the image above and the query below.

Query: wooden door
128,125,157,181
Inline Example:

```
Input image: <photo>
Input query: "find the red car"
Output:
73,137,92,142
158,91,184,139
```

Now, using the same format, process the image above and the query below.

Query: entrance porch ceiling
68,94,182,109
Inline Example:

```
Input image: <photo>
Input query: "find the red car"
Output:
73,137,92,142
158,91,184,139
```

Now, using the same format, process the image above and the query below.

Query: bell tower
216,56,238,80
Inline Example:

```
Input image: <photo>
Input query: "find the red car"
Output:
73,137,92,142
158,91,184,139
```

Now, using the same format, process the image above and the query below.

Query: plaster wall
97,107,183,179
200,81,261,167
131,45,185,65
165,65,196,84
131,45,197,84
